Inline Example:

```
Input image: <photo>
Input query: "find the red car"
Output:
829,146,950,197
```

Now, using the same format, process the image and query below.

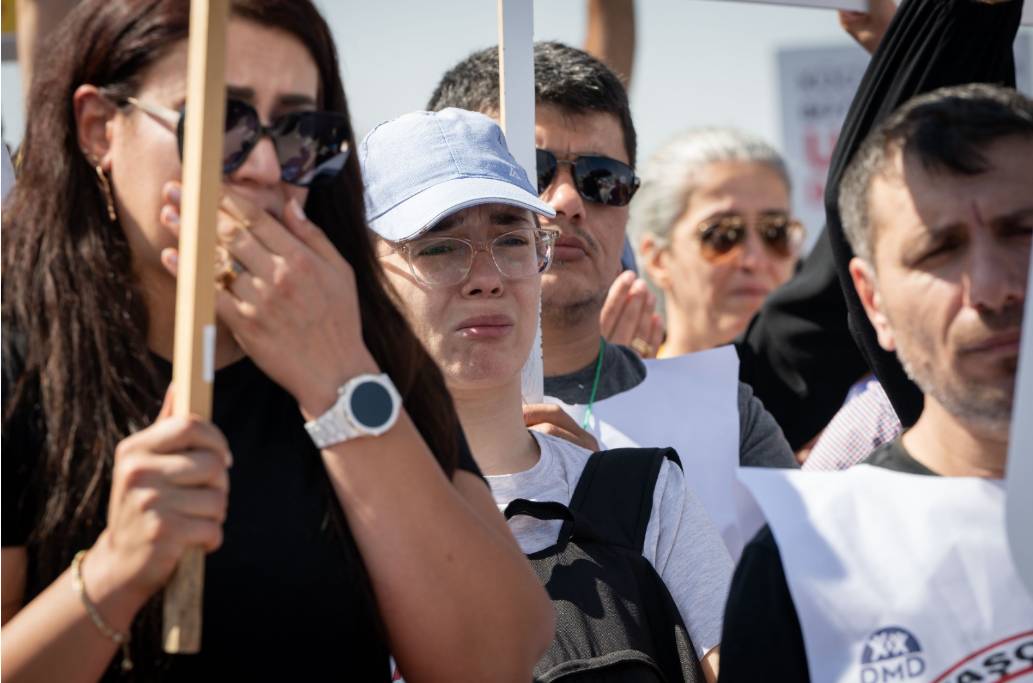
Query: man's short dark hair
838,83,1033,263
427,41,637,166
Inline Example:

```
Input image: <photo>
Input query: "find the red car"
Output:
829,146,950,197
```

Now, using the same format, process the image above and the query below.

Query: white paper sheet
740,466,1033,683
548,345,765,560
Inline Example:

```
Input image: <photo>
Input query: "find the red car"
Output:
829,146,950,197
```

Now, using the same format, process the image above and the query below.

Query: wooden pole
162,0,229,654
498,0,544,404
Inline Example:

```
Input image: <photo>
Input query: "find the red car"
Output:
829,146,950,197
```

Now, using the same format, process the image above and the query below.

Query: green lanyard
581,338,606,430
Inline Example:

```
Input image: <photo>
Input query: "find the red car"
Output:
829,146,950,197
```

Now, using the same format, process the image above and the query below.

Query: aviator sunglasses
536,148,641,207
118,95,351,187
697,213,805,263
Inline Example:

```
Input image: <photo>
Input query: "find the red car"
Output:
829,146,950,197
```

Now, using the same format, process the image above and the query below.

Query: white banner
777,35,1033,252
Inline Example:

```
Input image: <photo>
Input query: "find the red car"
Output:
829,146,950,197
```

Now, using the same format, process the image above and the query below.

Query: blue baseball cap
360,108,555,242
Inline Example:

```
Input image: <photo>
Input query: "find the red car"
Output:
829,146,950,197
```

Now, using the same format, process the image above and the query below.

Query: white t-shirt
487,431,733,659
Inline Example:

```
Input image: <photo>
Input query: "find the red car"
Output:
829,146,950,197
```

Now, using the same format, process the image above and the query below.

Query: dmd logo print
861,627,926,682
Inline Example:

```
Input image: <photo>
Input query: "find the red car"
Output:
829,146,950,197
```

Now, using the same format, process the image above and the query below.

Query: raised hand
838,0,897,55
600,270,665,359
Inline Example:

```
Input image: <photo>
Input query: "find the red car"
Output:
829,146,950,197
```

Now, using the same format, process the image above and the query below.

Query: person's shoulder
604,342,647,392
536,430,594,458
609,342,645,370
744,523,781,558
532,431,594,480
737,382,797,468
861,437,937,476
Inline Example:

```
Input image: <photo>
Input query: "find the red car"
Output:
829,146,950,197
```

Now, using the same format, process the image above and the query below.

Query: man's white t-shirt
486,431,734,659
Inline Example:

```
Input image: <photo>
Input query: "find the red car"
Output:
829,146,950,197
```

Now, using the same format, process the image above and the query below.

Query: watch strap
304,373,400,449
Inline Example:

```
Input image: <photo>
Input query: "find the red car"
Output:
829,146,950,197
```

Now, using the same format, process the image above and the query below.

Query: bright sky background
3,0,1031,180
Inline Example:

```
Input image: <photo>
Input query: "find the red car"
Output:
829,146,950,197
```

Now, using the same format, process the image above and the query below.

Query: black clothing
820,0,1021,428
737,0,1021,448
861,437,937,475
720,439,939,682
719,525,811,682
544,341,646,404
2,344,481,680
506,448,703,683
736,229,870,451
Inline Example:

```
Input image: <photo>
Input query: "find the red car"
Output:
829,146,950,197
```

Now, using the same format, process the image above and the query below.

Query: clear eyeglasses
390,228,557,288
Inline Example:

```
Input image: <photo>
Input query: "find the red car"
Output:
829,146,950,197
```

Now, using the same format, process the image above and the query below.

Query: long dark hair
2,0,460,674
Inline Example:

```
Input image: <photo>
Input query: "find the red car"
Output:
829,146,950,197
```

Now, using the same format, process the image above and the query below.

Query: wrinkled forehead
867,141,1033,259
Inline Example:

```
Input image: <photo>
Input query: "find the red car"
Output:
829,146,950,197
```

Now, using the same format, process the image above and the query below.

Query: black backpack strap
568,447,681,553
504,498,601,545
504,499,572,523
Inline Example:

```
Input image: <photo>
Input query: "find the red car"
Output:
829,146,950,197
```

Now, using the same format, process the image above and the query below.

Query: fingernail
162,248,178,268
166,184,181,203
289,198,306,222
162,205,180,225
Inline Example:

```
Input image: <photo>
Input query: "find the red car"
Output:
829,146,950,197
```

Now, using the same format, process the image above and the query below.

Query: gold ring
630,337,653,358
215,258,245,289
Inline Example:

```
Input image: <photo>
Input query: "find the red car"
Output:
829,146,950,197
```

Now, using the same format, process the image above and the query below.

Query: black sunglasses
535,148,640,207
123,96,351,187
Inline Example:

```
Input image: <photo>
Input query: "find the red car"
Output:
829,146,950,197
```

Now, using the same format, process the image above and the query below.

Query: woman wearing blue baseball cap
363,107,731,682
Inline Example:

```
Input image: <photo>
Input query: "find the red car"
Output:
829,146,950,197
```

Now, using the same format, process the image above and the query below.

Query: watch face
350,380,395,429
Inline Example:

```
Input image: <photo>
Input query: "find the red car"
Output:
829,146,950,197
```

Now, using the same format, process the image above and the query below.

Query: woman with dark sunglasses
0,1,553,681
628,128,804,357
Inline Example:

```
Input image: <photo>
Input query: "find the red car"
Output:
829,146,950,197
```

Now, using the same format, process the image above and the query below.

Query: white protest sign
548,346,763,561
778,35,1032,251
778,44,868,250
740,466,1033,683
1006,239,1033,596
497,0,545,404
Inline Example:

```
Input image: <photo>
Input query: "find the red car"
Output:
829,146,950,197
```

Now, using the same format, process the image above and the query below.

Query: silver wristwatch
304,373,402,448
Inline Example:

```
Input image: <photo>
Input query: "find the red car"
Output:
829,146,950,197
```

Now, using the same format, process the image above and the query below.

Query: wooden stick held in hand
162,0,229,654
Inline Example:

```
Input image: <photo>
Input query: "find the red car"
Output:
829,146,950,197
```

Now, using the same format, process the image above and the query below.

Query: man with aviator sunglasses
429,41,797,562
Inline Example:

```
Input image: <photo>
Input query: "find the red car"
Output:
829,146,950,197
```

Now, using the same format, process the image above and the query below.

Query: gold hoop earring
93,164,117,222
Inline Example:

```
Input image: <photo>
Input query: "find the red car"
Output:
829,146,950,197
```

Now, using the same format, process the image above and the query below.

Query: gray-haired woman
628,128,804,357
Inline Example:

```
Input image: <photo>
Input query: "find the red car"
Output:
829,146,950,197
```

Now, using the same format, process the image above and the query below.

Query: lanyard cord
581,338,606,430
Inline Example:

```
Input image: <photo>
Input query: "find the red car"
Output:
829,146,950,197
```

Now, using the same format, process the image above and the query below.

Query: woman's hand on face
159,183,378,418
97,387,231,606
523,404,600,452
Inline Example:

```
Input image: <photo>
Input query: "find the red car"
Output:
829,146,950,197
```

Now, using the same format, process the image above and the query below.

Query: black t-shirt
2,344,482,680
543,341,645,404
719,438,937,682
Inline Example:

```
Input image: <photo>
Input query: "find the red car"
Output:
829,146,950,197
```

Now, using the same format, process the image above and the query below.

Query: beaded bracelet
71,550,133,672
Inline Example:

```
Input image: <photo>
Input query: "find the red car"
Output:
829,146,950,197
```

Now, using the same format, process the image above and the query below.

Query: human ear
849,256,895,352
73,85,117,169
641,234,671,291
